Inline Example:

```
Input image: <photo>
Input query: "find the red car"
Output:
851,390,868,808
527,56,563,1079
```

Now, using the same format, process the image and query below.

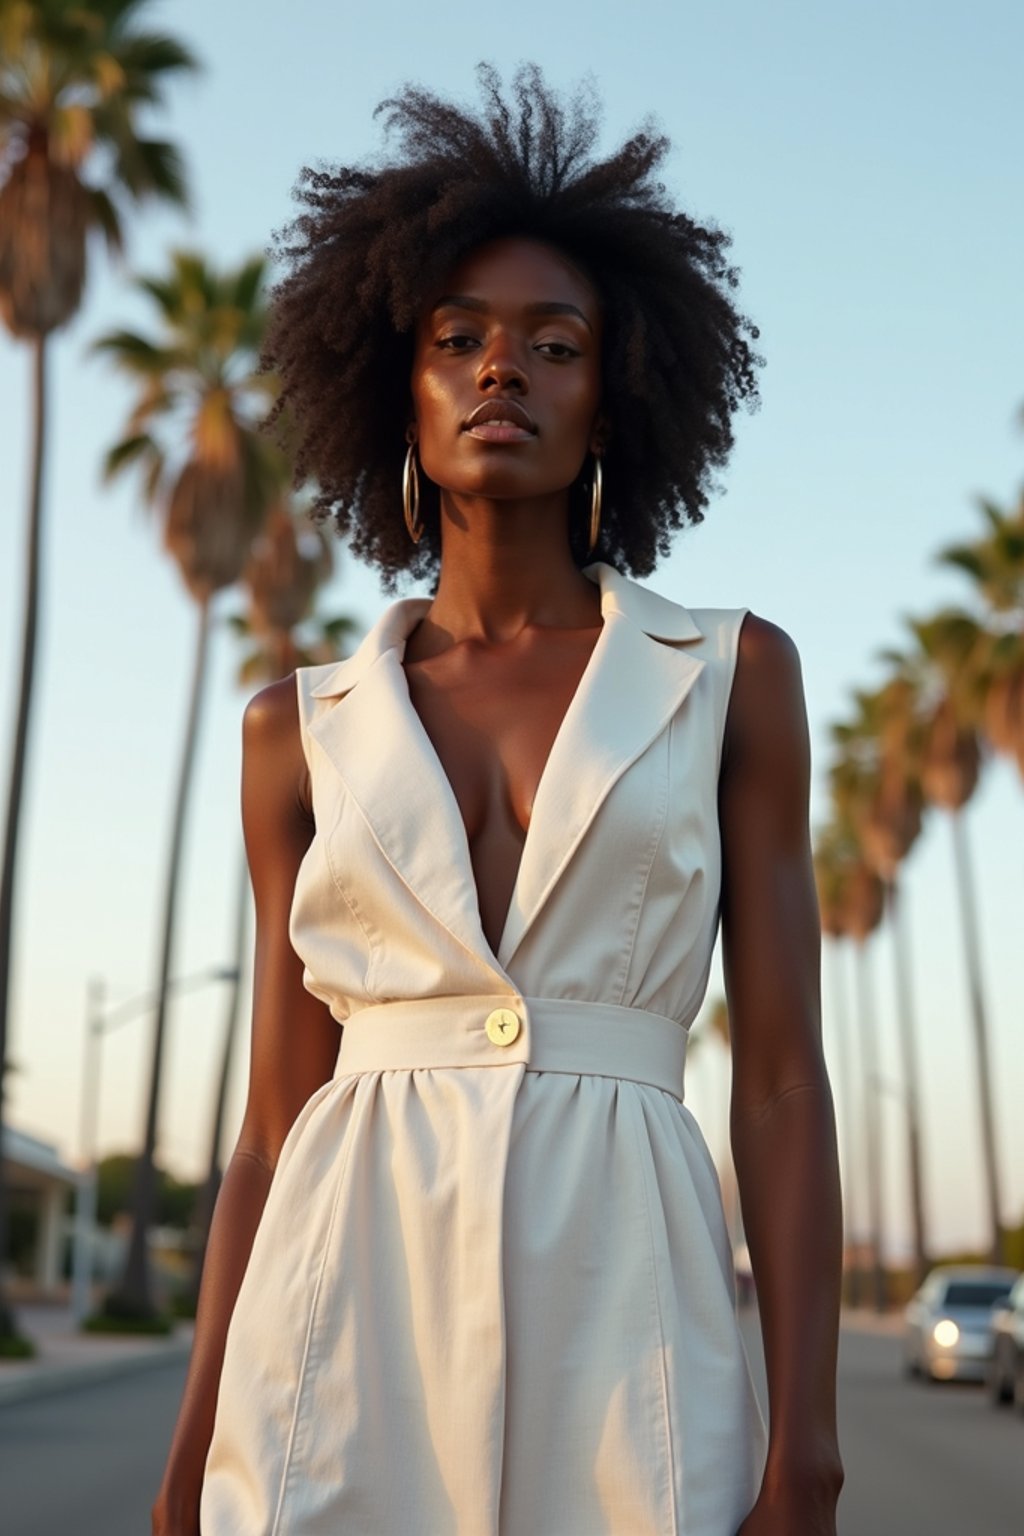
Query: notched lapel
302,564,708,984
307,650,499,973
497,612,706,969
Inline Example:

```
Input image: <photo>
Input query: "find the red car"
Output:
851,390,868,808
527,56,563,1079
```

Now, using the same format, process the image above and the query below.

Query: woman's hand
737,1496,838,1535
151,1486,200,1536
736,1455,844,1535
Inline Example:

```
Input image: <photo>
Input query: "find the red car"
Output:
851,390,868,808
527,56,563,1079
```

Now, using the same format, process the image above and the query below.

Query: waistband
334,995,687,1100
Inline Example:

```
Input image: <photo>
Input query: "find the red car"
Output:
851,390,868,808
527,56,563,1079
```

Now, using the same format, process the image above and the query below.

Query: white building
2,1124,80,1296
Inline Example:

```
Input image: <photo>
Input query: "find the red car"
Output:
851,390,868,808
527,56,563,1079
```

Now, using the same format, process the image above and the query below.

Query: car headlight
933,1319,960,1348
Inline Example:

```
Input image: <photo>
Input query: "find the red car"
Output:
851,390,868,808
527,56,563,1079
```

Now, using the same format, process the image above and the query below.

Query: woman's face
410,236,604,509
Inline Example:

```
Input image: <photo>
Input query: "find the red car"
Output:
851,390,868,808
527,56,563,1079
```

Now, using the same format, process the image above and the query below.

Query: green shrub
0,1331,36,1359
85,1293,175,1336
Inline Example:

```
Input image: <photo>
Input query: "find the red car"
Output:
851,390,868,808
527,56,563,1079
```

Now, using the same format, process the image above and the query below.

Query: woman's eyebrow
528,301,593,333
432,295,593,333
432,294,488,314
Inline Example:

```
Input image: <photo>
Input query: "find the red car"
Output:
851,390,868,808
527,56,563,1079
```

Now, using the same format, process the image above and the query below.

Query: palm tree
940,493,1024,781
894,610,1006,1263
188,848,247,1309
932,489,1024,1260
830,682,930,1286
814,826,863,1304
190,526,356,1301
93,250,282,1321
232,501,340,676
0,0,195,1347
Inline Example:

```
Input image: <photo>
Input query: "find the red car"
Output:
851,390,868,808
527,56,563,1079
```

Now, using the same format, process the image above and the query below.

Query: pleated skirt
201,1001,766,1535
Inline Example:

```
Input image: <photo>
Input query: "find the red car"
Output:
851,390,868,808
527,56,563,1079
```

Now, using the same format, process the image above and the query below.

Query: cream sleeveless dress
200,561,768,1536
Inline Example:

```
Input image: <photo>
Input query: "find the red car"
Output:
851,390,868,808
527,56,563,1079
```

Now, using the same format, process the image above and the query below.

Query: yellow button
485,1007,522,1047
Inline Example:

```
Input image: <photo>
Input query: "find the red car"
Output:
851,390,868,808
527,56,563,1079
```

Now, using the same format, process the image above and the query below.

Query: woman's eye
536,341,580,358
437,334,479,351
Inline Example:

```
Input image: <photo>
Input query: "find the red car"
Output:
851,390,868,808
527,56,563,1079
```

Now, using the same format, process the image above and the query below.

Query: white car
988,1273,1024,1408
903,1265,1018,1382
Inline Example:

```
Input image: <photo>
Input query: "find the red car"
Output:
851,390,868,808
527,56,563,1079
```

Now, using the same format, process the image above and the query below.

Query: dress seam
630,1100,681,1536
323,818,381,1001
615,730,671,1008
268,1097,358,1536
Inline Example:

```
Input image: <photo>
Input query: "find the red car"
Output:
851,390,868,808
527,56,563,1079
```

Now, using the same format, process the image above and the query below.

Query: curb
0,1312,899,1410
0,1335,192,1408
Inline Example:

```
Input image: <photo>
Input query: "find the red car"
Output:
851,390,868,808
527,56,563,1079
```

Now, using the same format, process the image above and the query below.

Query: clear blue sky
2,0,1022,1259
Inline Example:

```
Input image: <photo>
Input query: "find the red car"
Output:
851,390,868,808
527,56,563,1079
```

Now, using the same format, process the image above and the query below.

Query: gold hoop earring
403,443,423,544
587,455,603,556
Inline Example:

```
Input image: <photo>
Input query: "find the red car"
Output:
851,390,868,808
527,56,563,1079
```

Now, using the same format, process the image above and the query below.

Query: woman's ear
589,411,610,457
406,422,418,447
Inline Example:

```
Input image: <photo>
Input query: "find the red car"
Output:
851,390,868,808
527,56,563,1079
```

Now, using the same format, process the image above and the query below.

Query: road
0,1354,187,1536
0,1325,1021,1533
834,1326,1022,1534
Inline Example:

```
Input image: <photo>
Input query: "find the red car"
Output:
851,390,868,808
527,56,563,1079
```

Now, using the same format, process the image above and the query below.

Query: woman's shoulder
722,612,808,769
663,590,799,678
242,674,304,755
730,611,802,683
238,674,314,816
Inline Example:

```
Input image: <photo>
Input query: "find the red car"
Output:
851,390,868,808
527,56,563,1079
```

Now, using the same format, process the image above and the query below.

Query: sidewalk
0,1303,193,1407
0,1299,899,1408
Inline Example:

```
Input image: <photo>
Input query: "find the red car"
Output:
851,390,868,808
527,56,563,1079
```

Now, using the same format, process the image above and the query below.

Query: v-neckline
394,611,610,970
305,563,711,980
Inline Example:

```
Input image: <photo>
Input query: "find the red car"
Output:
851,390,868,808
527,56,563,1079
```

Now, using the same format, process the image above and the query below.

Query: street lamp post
70,977,105,1326
70,965,239,1325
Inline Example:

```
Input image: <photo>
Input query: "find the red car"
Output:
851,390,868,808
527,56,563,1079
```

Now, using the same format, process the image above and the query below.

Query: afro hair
265,64,762,588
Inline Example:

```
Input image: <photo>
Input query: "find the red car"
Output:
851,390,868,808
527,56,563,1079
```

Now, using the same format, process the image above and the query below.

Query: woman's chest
404,631,598,838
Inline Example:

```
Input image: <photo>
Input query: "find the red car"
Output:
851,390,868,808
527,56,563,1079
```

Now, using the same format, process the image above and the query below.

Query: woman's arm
717,615,844,1534
152,677,341,1536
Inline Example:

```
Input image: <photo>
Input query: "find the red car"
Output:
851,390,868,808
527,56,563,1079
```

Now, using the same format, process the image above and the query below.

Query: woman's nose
476,336,528,393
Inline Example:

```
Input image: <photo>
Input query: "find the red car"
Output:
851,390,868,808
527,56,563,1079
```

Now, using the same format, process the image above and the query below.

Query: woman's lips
463,421,536,442
461,399,537,441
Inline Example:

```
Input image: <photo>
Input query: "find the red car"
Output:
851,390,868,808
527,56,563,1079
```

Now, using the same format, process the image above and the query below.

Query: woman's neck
411,490,601,654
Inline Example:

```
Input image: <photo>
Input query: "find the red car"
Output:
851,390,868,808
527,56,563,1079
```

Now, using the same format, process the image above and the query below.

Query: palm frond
938,545,985,581
141,445,164,506
90,327,179,374
102,429,161,484
977,497,1006,534
171,248,218,309
231,255,266,315
86,183,123,255
134,271,183,318
126,379,181,432
112,31,200,91
236,650,269,687
321,615,359,643
111,133,188,206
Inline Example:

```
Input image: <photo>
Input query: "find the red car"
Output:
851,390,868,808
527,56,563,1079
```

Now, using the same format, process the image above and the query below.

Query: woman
154,66,843,1536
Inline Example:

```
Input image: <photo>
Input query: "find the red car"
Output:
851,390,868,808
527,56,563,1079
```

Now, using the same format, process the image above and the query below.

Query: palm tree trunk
109,597,213,1318
274,629,290,680
949,808,1004,1263
854,937,887,1312
190,846,249,1301
0,336,48,1343
884,876,929,1285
